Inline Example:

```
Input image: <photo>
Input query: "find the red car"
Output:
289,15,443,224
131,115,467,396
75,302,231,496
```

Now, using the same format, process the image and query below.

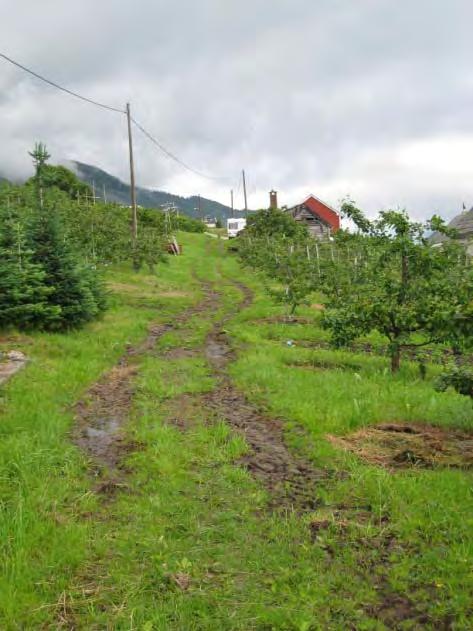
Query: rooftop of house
430,207,473,244
286,194,340,231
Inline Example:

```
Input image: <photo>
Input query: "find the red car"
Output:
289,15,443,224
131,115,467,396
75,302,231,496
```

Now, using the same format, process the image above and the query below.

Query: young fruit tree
323,202,473,372
238,208,317,315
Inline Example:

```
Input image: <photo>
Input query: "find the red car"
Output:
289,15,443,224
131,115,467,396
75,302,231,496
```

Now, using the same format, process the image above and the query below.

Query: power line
0,52,125,114
131,115,232,182
1,51,238,184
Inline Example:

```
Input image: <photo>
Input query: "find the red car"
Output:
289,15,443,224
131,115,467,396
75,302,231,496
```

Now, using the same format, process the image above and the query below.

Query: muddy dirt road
73,276,325,510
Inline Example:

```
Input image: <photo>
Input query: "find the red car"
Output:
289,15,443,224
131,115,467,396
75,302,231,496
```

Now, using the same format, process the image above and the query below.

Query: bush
435,365,473,399
176,215,205,233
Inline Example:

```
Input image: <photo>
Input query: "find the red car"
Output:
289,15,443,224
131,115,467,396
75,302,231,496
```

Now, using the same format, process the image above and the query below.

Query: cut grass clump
328,422,473,469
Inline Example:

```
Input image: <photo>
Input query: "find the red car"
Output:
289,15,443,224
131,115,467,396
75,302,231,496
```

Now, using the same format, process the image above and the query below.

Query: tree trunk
391,344,401,373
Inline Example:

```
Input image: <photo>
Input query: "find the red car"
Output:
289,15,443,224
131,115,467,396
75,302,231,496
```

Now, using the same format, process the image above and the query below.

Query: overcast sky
1,0,473,220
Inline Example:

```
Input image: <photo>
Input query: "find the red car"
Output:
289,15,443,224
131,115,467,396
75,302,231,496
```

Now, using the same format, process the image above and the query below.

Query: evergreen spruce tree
30,211,101,328
0,213,60,329
27,143,106,330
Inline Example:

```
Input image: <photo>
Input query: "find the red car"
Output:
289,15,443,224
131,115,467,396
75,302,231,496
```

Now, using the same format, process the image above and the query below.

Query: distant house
430,206,473,255
432,206,473,241
283,194,340,239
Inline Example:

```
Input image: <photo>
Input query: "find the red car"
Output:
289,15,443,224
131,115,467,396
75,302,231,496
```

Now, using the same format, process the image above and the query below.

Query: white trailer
227,217,247,238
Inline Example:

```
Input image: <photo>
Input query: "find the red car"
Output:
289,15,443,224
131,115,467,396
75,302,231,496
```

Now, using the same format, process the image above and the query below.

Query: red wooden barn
285,195,340,239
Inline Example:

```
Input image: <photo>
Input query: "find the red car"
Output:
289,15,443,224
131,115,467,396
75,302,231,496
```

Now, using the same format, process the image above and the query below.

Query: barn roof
291,194,340,231
431,207,473,243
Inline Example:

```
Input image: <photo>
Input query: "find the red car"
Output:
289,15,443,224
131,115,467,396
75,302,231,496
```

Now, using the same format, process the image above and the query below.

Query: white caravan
227,217,247,238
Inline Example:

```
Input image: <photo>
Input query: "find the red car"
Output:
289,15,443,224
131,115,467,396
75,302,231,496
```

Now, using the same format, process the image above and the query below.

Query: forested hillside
72,161,236,219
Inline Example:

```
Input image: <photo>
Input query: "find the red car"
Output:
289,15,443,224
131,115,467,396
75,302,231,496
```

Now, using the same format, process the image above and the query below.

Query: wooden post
126,102,138,268
315,242,321,278
242,169,248,218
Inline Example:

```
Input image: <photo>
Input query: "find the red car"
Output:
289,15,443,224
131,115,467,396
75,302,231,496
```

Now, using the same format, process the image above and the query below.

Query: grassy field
0,233,472,629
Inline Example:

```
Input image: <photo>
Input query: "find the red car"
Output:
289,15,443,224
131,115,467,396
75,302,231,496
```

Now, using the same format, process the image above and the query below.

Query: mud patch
73,364,138,469
0,350,28,386
367,591,429,629
203,281,331,511
254,315,313,326
286,357,363,372
205,384,329,510
165,392,209,431
328,422,473,469
72,291,218,481
157,290,193,298
162,347,199,360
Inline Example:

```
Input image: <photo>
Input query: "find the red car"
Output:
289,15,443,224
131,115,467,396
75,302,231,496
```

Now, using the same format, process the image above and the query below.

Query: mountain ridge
71,161,237,220
0,161,239,220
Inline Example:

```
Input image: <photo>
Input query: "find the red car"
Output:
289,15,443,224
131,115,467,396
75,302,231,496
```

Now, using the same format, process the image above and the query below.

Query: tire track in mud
201,280,330,511
72,270,328,510
72,288,219,490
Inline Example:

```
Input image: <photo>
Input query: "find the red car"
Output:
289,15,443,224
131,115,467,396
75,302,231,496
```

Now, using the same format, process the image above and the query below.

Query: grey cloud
1,0,473,219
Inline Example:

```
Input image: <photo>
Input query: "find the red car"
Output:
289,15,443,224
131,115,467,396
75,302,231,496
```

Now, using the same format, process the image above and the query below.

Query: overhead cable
131,115,232,182
1,51,237,183
0,52,125,114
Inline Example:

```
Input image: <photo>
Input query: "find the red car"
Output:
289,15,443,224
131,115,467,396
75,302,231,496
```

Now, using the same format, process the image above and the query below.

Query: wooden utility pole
230,189,234,218
198,194,202,221
126,102,138,264
103,184,107,204
242,169,248,218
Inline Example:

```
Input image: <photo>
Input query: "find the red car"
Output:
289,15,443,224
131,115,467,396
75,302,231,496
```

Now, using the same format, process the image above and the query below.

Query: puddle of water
85,418,120,439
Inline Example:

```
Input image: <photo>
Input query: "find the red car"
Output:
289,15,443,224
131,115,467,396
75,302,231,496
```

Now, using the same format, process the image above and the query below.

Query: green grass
227,258,473,629
0,233,472,629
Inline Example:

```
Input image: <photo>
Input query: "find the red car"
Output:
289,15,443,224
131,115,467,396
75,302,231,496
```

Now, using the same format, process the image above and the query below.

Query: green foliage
245,207,308,239
0,212,60,329
0,145,109,331
323,208,473,371
29,210,106,329
26,164,91,200
1,161,171,267
175,214,205,233
265,241,316,315
135,208,168,273
28,142,50,173
238,209,315,315
435,364,473,399
238,203,473,373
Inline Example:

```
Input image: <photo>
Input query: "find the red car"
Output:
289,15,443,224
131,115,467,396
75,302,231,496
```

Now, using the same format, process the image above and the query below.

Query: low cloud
2,0,473,219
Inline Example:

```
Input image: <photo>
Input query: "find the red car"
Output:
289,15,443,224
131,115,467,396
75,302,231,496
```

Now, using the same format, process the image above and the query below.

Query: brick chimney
269,190,278,209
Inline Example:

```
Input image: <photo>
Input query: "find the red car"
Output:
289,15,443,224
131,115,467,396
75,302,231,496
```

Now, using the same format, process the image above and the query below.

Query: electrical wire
0,52,125,114
1,51,239,185
131,115,234,183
